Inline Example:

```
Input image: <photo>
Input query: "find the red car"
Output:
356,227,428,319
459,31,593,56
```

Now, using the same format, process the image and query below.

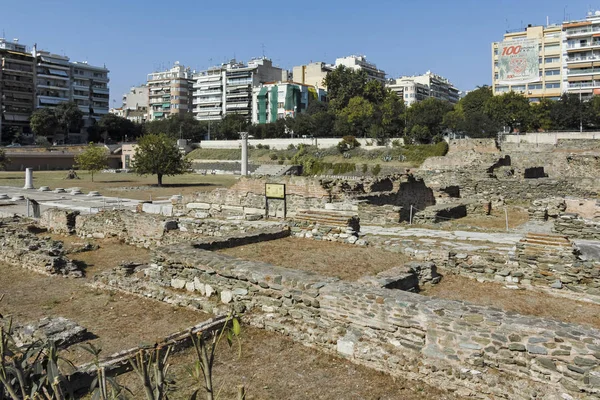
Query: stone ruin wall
90,239,600,399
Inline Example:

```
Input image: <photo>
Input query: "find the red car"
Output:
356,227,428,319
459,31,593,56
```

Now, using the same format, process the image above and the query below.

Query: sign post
265,183,286,219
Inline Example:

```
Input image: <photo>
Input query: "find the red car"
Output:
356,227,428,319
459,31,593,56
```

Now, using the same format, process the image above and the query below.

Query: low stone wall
0,217,82,277
39,209,79,235
72,210,285,247
93,241,600,399
528,198,566,221
554,214,600,240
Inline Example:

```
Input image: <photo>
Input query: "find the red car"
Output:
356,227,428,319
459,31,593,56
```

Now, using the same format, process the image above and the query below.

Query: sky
0,0,596,105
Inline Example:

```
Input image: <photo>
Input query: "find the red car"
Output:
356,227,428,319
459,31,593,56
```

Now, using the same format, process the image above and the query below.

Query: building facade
491,24,563,101
251,82,326,124
71,61,110,123
147,62,194,121
192,58,286,121
292,62,333,89
121,84,148,123
0,39,35,137
334,55,386,83
0,38,110,142
387,71,459,107
563,11,600,100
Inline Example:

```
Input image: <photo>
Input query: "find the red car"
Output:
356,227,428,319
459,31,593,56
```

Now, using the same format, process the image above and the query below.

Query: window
544,57,560,63
546,83,560,89
544,44,560,51
494,49,498,55
545,69,560,76
494,61,498,67
528,84,543,90
495,85,509,93
512,85,526,91
404,93,408,99
494,73,498,79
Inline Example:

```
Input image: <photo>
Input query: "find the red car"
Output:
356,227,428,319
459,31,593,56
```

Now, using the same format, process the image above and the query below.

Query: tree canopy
74,143,108,181
30,102,84,143
131,133,190,186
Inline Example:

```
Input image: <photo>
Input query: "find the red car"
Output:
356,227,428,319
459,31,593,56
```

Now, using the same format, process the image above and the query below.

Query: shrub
263,144,270,149
277,160,284,165
362,163,368,174
287,144,296,150
269,153,278,160
371,164,382,176
391,139,402,148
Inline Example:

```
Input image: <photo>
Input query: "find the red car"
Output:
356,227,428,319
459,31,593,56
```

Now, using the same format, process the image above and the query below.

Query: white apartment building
193,58,286,121
334,55,386,83
147,62,194,121
33,49,71,110
387,71,459,107
563,11,600,100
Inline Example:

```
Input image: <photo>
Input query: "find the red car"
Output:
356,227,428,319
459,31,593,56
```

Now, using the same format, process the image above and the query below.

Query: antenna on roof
261,43,266,58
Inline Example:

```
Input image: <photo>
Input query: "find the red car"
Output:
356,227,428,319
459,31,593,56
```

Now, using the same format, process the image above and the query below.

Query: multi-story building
562,11,600,100
71,61,110,123
147,62,194,121
334,55,386,83
120,84,148,123
491,24,563,101
387,78,430,107
387,71,459,107
33,48,72,110
292,62,333,89
0,38,35,137
193,57,286,121
251,81,327,124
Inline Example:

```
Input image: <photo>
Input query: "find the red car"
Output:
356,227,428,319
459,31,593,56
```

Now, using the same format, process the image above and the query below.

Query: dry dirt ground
0,234,460,399
0,171,238,200
421,274,600,330
218,236,410,281
415,205,530,232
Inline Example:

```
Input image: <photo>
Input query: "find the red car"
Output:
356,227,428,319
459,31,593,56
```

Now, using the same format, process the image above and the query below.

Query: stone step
520,238,572,247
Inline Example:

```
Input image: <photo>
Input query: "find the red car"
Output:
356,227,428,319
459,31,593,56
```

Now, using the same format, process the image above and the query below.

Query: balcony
193,98,221,105
92,87,110,94
567,41,600,51
226,79,252,86
567,67,600,75
568,81,600,89
37,73,70,81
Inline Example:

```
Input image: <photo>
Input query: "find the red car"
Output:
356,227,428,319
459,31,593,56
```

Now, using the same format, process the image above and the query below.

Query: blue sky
0,0,596,105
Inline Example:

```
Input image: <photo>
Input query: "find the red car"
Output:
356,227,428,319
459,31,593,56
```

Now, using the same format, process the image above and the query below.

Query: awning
568,75,593,82
153,112,164,117
564,21,592,28
162,103,170,108
49,68,69,77
39,98,63,105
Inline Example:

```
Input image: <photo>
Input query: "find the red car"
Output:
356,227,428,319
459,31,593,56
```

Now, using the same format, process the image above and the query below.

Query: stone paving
0,185,140,216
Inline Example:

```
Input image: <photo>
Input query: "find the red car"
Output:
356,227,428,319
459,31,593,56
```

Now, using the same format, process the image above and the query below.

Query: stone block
185,281,195,292
171,278,186,289
221,290,233,304
186,203,211,210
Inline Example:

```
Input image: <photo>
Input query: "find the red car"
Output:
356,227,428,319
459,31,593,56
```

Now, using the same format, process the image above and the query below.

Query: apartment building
71,61,110,123
33,49,72,110
193,57,286,121
387,71,459,107
292,62,333,89
147,62,194,121
251,82,327,124
491,24,563,101
334,55,386,83
121,84,148,123
563,11,600,100
0,39,35,136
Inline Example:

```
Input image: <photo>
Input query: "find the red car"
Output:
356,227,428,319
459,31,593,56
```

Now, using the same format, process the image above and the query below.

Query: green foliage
405,98,454,143
132,133,191,186
371,164,381,176
337,135,361,153
362,163,368,174
0,149,9,170
99,113,142,142
130,346,172,400
323,65,368,112
55,101,84,133
484,91,530,133
269,153,278,160
75,143,109,181
30,108,60,138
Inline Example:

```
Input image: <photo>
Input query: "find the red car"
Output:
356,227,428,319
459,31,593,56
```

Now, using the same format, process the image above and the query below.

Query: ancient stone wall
0,218,81,277
93,241,600,399
554,214,600,241
39,209,79,235
447,138,499,154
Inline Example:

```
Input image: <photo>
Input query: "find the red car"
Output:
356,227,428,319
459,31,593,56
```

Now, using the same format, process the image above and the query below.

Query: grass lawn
0,171,238,200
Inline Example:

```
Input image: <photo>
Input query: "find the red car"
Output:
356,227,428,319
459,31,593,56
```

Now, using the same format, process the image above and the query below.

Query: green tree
529,98,554,131
458,86,499,137
144,113,205,141
132,133,190,186
406,98,453,142
323,65,367,111
55,102,84,142
484,91,530,133
30,108,59,139
551,93,589,130
217,114,248,140
375,90,406,144
75,143,108,181
336,96,375,138
0,148,9,170
99,113,141,142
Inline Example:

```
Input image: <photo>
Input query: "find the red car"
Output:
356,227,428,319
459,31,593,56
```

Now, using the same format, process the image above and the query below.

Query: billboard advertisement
497,38,540,84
